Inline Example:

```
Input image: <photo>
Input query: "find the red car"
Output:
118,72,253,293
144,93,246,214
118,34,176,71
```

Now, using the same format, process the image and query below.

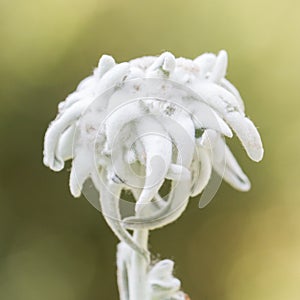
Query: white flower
43,50,263,259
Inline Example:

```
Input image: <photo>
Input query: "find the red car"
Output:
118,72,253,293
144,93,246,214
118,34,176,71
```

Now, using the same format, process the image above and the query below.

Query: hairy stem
128,229,149,300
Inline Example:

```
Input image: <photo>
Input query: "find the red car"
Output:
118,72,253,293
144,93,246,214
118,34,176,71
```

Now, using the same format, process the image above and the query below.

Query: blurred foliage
0,0,300,299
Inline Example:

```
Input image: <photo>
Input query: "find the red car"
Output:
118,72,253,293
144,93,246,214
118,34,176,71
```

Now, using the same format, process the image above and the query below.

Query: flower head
43,50,263,257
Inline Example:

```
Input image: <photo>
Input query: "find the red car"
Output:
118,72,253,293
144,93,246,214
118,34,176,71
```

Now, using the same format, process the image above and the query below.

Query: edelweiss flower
43,50,263,259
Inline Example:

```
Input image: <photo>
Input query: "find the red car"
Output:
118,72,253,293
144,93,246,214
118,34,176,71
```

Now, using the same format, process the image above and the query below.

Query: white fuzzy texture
43,51,263,300
43,49,264,235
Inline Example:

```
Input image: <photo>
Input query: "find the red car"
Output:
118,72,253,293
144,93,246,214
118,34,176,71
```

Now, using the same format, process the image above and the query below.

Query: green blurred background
0,0,299,299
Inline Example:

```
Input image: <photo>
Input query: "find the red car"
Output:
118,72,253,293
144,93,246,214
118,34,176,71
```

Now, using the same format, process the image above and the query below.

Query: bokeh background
0,0,299,299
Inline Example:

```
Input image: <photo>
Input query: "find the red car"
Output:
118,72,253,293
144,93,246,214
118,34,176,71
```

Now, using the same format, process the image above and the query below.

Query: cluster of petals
43,50,263,258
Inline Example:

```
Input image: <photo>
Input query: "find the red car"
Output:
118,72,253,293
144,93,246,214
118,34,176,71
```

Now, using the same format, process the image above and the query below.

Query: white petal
56,124,75,162
212,137,251,191
69,146,92,197
95,62,130,94
190,101,233,137
147,52,176,76
192,82,263,161
166,164,190,181
197,129,218,150
224,112,264,162
92,169,150,262
123,171,191,230
209,50,228,83
220,78,245,112
190,147,212,197
193,81,243,115
104,100,144,152
194,53,216,79
94,54,116,78
43,101,87,171
159,111,195,167
76,75,95,92
149,259,174,279
135,117,172,215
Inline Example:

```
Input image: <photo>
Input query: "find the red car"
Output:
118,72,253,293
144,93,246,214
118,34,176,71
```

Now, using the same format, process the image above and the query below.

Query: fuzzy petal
190,101,233,137
43,101,87,171
209,50,228,83
147,52,176,77
194,53,216,79
212,136,251,191
92,169,150,262
94,54,116,78
69,146,93,197
135,117,173,215
220,78,245,112
224,112,264,162
190,147,212,197
56,124,75,162
95,62,130,95
123,169,191,230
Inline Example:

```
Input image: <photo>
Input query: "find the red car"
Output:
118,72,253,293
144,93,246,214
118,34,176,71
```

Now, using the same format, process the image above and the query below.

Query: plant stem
128,229,149,300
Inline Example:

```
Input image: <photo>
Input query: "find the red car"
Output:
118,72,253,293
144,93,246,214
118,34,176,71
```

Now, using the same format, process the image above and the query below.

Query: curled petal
212,136,251,191
135,118,173,214
147,52,176,76
209,50,228,83
192,82,263,161
56,124,75,163
190,101,233,137
43,101,87,171
148,260,183,300
193,81,243,115
104,101,144,153
220,78,245,112
95,62,130,95
123,168,191,230
190,147,212,197
224,112,264,162
166,164,191,181
194,53,216,79
69,146,93,197
151,109,195,168
92,170,150,262
94,54,116,78
196,129,218,149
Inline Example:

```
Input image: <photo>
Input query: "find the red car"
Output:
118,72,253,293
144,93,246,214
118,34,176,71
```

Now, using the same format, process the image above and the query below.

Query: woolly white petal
193,81,243,115
123,169,191,230
190,147,212,197
92,170,150,261
43,101,87,171
194,53,216,79
166,164,191,181
69,146,92,197
104,100,144,152
148,260,183,299
197,129,218,149
220,78,245,112
224,112,264,162
94,54,116,78
95,62,130,95
147,52,176,76
135,117,172,215
56,124,75,163
159,110,195,167
209,50,228,83
212,136,251,191
191,101,233,137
